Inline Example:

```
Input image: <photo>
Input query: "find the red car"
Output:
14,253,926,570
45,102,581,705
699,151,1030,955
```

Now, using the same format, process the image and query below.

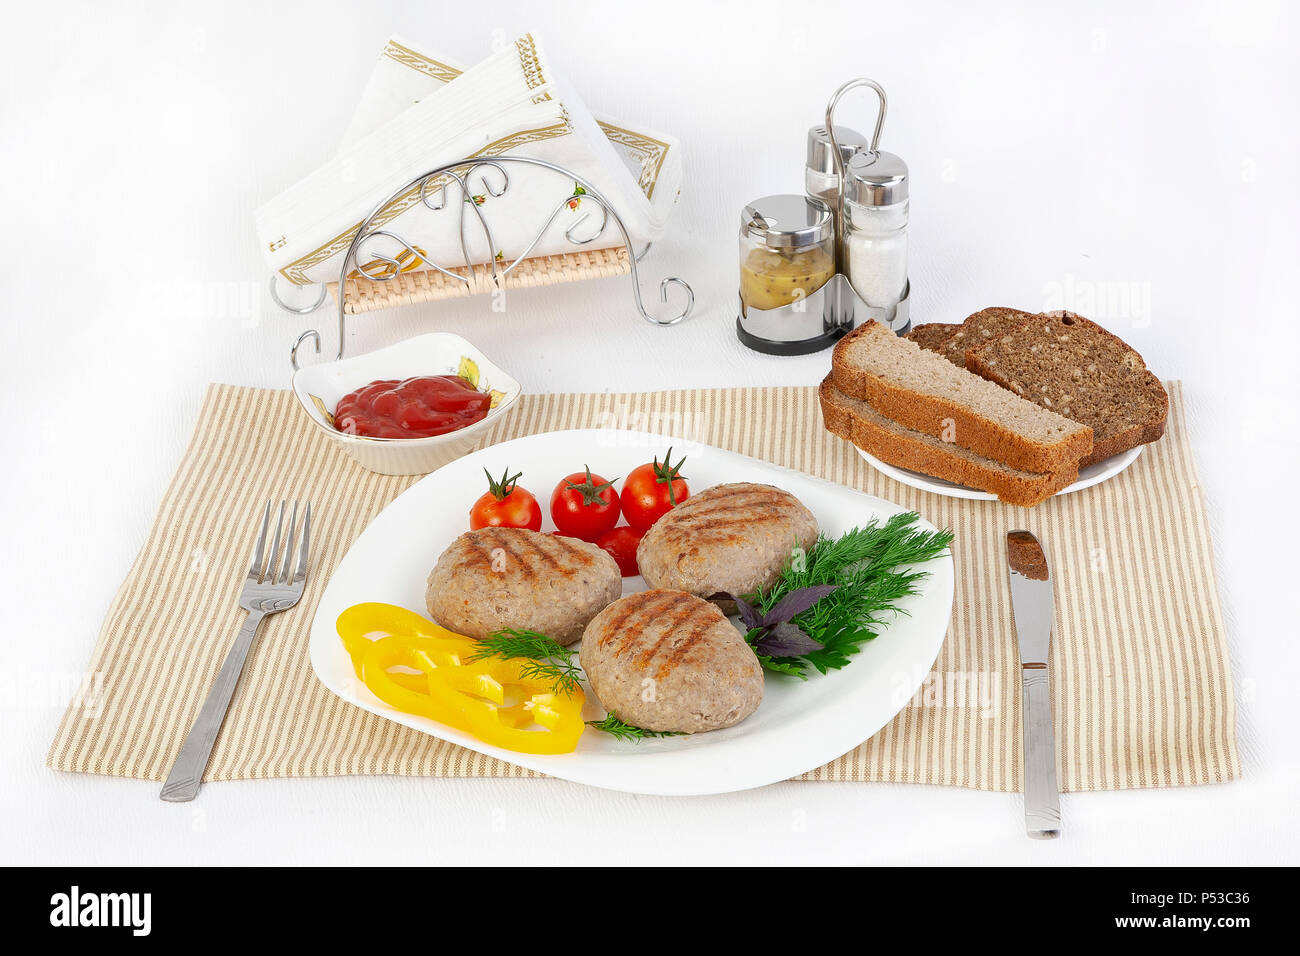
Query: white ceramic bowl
291,333,522,476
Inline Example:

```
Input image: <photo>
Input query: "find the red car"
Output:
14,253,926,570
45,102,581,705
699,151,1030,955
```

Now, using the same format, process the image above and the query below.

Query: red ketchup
334,375,491,439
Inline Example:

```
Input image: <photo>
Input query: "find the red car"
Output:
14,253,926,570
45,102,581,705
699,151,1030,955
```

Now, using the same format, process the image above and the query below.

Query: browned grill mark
449,532,495,575
656,623,713,679
547,533,594,568
678,484,767,508
609,591,691,655
599,590,686,652
516,531,564,573
480,528,534,581
637,600,716,672
666,492,792,523
598,592,655,647
660,510,787,543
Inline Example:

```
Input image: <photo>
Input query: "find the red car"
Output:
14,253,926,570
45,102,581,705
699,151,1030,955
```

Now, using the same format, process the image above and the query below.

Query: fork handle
160,609,266,802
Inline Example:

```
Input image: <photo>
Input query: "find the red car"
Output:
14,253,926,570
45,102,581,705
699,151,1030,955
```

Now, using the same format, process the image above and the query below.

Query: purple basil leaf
755,621,824,657
708,591,763,631
764,584,839,625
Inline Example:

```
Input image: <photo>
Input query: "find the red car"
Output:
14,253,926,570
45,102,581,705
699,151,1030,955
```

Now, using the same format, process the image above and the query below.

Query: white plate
857,444,1142,502
309,429,955,796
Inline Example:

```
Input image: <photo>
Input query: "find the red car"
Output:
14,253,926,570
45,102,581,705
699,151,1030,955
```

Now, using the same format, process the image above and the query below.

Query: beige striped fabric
47,381,1238,791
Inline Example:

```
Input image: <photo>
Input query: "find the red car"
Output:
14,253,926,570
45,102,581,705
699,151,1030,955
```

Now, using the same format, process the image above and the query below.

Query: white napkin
256,34,681,287
341,36,682,229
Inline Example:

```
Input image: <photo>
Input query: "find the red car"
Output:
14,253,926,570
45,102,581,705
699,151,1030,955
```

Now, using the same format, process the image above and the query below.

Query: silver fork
160,500,311,802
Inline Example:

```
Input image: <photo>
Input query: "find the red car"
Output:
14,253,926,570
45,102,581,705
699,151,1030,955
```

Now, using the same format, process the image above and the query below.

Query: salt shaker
805,124,867,256
843,149,909,324
825,78,911,333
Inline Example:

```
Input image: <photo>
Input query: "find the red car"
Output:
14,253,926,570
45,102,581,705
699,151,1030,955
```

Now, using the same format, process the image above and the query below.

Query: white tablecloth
2,0,1296,865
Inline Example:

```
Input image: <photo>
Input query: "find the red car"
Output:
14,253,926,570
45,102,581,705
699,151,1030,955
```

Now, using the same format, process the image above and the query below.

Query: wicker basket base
328,247,631,314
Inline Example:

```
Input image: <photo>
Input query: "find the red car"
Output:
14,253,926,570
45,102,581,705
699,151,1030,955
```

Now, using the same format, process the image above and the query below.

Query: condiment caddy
736,77,912,355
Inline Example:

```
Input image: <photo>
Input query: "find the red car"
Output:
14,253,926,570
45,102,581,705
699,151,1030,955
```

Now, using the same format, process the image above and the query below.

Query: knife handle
1021,667,1061,839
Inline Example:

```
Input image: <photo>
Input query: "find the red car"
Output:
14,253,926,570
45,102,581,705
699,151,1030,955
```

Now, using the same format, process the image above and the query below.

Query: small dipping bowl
291,332,522,476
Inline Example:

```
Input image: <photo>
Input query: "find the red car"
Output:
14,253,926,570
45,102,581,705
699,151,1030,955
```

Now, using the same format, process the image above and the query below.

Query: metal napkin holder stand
271,155,695,370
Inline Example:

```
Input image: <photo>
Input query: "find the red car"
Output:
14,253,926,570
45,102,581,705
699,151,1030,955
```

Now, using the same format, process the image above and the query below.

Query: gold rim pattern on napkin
47,382,1238,790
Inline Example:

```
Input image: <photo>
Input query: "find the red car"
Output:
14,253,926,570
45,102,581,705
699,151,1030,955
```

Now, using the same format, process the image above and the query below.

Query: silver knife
1006,530,1061,839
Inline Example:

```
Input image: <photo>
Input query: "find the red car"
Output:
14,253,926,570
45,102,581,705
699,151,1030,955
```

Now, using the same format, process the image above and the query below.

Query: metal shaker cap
844,149,908,206
741,194,833,250
806,125,868,176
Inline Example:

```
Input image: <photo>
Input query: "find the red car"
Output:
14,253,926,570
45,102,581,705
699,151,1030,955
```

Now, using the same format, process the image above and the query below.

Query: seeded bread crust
938,307,1040,368
819,379,1077,507
830,321,1093,474
904,322,959,351
964,311,1169,468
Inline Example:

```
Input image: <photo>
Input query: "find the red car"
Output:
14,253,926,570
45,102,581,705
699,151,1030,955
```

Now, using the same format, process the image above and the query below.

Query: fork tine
294,502,311,583
248,502,271,578
264,500,286,583
278,501,299,585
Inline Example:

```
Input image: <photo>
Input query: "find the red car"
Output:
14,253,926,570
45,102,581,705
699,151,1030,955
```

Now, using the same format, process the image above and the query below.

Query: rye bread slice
937,307,1041,368
830,320,1093,474
964,311,1169,467
904,323,958,351
819,379,1077,507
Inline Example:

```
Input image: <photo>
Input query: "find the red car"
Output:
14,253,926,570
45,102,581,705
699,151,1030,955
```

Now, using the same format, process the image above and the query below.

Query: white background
2,0,1297,865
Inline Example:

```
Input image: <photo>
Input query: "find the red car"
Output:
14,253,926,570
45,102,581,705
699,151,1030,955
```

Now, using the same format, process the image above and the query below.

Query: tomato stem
565,465,618,507
484,466,523,501
652,448,688,505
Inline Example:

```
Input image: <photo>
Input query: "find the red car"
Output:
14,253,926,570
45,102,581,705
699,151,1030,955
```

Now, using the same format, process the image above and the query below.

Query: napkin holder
274,155,695,370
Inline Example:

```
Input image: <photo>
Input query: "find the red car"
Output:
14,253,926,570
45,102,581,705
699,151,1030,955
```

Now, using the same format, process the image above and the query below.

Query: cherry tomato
619,448,689,532
596,525,644,577
549,467,620,542
469,467,542,531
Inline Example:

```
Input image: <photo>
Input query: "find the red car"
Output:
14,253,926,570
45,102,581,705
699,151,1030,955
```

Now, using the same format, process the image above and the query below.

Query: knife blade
1006,530,1061,839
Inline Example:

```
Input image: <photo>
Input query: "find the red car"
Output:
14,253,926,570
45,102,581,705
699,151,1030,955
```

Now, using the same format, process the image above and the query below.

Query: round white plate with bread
822,311,1168,506
308,428,955,796
855,444,1141,501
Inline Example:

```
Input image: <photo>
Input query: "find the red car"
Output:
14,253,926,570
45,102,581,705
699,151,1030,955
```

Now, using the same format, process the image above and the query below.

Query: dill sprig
469,632,682,740
467,629,583,697
751,513,953,677
586,714,686,741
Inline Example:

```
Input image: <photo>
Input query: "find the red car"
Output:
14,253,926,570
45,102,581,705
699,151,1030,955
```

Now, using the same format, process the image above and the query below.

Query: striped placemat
47,382,1238,791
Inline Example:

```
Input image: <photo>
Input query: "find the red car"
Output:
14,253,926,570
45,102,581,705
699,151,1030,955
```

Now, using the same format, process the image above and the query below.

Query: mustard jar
736,194,851,354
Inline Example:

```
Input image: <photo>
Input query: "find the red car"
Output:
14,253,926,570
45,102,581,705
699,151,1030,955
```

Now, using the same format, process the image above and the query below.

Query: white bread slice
819,379,1078,508
830,320,1093,474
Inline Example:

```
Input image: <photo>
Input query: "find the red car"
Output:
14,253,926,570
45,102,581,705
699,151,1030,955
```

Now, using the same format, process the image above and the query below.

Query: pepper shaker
805,124,867,260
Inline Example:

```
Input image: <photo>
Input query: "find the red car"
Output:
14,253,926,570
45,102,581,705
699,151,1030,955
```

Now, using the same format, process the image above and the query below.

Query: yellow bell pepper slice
337,602,477,692
358,635,462,723
428,657,586,755
336,602,585,754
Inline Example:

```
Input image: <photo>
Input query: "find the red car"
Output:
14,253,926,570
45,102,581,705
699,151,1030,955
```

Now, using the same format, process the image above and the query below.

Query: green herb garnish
470,632,682,741
586,714,686,741
744,513,953,678
468,629,582,697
